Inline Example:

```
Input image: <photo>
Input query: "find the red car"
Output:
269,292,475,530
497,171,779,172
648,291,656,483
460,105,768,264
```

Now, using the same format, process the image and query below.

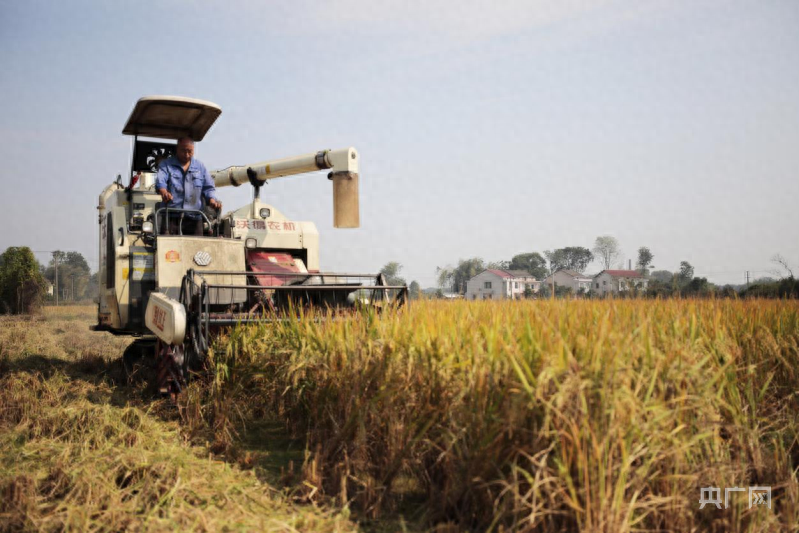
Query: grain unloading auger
93,96,407,396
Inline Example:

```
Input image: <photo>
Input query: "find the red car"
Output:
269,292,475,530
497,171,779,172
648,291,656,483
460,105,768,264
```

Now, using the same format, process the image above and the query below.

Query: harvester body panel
97,186,161,332
224,200,320,271
145,292,186,345
155,236,247,303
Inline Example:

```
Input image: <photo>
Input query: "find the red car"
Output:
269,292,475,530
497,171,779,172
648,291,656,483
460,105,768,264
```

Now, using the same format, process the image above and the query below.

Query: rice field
201,299,799,532
2,300,799,532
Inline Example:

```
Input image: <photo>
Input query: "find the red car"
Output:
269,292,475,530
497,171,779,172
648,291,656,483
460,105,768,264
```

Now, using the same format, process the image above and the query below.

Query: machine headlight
142,221,154,234
259,208,271,219
245,238,257,249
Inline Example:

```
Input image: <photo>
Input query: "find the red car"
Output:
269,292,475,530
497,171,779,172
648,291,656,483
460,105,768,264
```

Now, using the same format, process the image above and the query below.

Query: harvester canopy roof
122,95,222,141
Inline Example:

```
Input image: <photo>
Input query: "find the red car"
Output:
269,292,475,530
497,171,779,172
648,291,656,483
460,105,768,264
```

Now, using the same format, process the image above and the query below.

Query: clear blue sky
1,0,797,286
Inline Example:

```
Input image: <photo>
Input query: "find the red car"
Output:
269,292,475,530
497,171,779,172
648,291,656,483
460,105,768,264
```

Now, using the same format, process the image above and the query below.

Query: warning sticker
165,250,180,263
132,252,154,281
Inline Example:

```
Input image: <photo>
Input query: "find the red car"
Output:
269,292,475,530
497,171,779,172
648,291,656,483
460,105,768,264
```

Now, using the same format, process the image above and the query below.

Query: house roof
505,269,536,279
553,269,592,279
484,269,536,280
597,269,644,279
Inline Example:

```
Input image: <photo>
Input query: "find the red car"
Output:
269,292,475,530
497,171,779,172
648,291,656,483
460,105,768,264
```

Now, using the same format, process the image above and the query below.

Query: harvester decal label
236,219,260,229
234,219,266,230
268,221,295,231
233,219,296,231
152,305,166,332
132,253,155,281
165,250,180,263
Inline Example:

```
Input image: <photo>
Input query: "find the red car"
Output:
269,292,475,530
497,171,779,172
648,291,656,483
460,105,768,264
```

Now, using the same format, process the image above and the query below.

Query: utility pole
53,252,59,306
745,271,750,286
71,275,75,301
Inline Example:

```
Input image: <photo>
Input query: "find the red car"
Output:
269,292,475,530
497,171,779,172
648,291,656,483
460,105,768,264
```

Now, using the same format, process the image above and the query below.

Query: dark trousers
163,217,203,236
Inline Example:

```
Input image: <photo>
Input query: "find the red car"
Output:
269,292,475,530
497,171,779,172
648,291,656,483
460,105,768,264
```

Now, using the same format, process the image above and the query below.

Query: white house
592,270,648,296
465,269,540,300
542,269,593,295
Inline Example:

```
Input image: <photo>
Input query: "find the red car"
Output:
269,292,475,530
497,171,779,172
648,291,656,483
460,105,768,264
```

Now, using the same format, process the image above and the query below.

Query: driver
155,137,222,235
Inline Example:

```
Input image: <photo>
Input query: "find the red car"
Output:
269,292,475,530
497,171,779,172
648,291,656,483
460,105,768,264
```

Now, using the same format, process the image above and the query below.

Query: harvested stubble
0,307,355,533
203,299,799,532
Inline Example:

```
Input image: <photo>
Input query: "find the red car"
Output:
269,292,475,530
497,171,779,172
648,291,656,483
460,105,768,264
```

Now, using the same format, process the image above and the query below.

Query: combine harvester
94,96,407,396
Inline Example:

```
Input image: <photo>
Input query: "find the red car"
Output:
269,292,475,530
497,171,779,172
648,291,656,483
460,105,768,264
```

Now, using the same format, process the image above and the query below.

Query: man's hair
177,136,195,146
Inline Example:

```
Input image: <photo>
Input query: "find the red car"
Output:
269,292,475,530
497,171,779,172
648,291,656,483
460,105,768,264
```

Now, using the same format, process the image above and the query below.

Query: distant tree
379,262,407,287
740,278,799,299
45,250,92,301
85,272,100,301
539,283,572,298
523,285,535,298
779,278,799,298
409,280,421,300
486,260,510,270
543,250,556,274
646,279,673,298
771,254,795,279
436,266,453,291
682,277,713,297
650,270,673,283
753,276,776,284
593,236,621,271
636,247,654,275
63,251,90,273
555,285,573,297
538,284,551,298
508,252,548,279
455,258,486,294
544,247,593,274
0,247,45,314
719,285,737,298
438,258,485,294
677,261,694,285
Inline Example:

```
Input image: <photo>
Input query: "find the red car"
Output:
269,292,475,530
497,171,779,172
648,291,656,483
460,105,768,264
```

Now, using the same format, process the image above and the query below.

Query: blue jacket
155,156,218,217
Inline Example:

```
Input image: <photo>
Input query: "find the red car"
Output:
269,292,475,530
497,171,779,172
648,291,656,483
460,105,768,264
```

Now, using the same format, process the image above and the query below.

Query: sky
1,0,797,287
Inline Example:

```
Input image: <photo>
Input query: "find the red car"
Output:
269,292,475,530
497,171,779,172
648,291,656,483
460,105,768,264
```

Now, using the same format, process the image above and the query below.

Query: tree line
43,251,97,303
0,247,45,313
0,247,97,314
4,243,795,314
434,235,623,294
430,236,798,299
